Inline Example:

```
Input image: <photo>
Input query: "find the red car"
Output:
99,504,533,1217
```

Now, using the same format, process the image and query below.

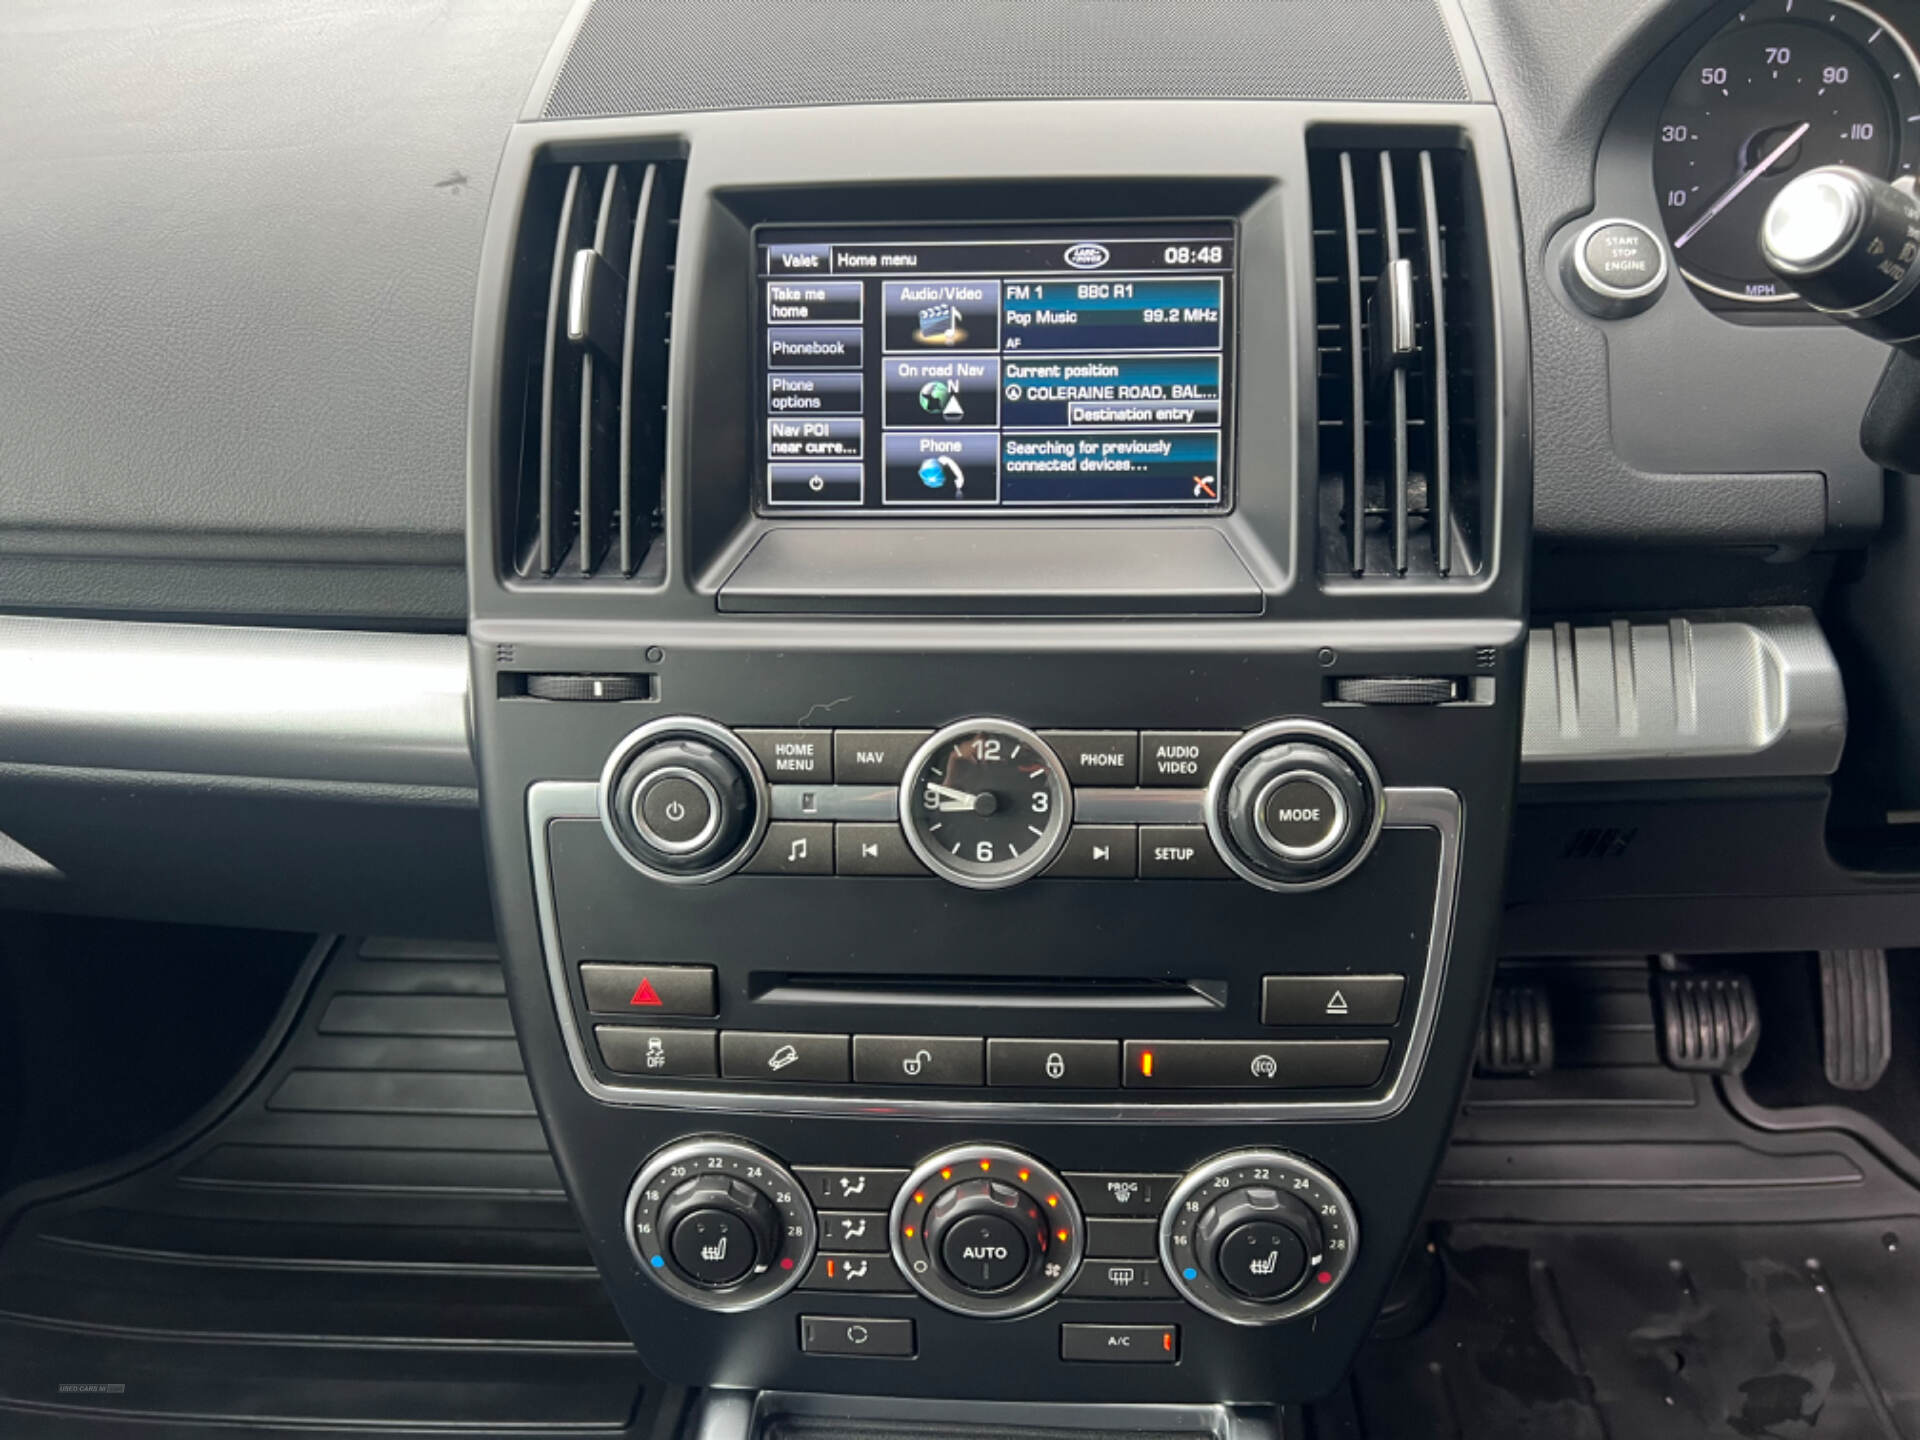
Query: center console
468,97,1528,1407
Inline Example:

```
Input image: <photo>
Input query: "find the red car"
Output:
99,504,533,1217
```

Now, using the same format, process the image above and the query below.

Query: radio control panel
530,712,1450,1114
594,714,1384,892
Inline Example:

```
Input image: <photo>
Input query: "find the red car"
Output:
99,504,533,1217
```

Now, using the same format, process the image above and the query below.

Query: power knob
599,718,768,883
1205,721,1383,890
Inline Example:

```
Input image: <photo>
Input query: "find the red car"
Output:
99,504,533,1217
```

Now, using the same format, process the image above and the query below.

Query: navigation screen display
756,223,1236,514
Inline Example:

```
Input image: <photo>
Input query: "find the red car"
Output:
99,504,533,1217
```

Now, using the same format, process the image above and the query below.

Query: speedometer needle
1674,121,1812,250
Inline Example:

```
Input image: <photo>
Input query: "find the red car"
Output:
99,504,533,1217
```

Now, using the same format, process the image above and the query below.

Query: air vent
1311,142,1489,580
502,159,684,581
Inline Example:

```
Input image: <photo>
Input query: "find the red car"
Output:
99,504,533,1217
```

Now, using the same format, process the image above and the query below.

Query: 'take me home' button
1060,1323,1179,1364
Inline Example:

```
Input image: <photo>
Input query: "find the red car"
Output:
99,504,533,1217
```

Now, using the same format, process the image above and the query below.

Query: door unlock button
852,1035,984,1086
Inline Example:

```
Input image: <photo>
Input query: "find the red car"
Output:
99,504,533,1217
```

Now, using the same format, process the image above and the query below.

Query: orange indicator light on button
1140,1050,1155,1078
1056,1228,1069,1242
940,1168,952,1180
1163,1332,1174,1353
904,1226,916,1238
1045,1195,1059,1207
1018,1169,1031,1182
980,1159,991,1171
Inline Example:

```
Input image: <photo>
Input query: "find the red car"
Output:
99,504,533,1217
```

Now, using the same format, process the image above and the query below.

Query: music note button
745,821,833,875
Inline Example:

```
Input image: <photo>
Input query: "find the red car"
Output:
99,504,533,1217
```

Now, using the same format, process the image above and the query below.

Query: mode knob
599,718,768,884
1206,721,1382,890
626,1139,817,1312
1161,1149,1358,1325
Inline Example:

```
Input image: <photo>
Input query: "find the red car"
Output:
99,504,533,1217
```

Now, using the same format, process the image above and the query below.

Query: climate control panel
628,1137,1356,1333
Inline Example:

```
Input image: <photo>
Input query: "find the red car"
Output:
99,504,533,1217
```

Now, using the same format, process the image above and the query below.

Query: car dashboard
5,0,1920,1436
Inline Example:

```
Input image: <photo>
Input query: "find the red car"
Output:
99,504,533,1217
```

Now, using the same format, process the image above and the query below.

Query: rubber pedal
1477,984,1554,1076
1655,972,1759,1074
1819,948,1892,1091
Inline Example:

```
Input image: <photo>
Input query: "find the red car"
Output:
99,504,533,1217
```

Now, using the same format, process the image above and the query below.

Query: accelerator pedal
1819,948,1892,1091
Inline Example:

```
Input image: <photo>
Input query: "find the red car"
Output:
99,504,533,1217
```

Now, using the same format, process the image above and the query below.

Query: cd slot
754,974,1226,1012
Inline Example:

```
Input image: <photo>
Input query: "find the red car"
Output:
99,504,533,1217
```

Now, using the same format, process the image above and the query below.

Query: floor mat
1320,1221,1918,1440
0,937,669,1439
1311,958,1920,1440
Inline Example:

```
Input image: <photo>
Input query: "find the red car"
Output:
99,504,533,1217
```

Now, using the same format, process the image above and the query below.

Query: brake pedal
1819,948,1891,1091
1655,970,1759,1074
1477,984,1554,1076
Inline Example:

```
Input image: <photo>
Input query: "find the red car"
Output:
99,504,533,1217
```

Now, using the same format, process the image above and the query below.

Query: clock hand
1674,121,1811,250
924,783,982,812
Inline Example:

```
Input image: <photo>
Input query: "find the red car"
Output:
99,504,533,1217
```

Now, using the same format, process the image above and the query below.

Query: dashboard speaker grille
1311,141,1487,580
503,158,684,582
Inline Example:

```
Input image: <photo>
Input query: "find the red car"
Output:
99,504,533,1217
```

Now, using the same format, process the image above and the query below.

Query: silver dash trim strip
527,780,1461,1124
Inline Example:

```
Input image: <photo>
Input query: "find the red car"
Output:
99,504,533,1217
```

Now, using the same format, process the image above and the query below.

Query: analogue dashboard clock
899,720,1072,888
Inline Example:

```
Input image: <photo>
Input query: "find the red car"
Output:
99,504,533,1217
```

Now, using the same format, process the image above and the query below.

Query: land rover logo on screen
1064,243,1110,270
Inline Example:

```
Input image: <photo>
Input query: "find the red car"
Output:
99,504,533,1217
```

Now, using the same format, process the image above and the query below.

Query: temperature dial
899,721,1073,889
626,1139,817,1312
1160,1149,1358,1325
889,1145,1085,1317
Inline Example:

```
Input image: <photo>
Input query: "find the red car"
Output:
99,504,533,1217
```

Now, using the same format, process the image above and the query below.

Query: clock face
900,721,1072,888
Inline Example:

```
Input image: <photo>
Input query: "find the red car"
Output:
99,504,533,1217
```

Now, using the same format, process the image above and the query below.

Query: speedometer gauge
1655,0,1920,304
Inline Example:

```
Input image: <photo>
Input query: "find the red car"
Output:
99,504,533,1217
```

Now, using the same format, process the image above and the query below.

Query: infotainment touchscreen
756,223,1236,514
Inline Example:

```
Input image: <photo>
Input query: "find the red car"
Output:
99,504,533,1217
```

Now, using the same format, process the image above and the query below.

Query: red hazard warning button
579,964,717,1018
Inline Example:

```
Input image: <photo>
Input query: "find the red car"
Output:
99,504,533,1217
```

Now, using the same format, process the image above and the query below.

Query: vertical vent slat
1311,138,1485,583
1338,152,1366,579
622,163,681,579
537,167,592,577
577,166,632,576
618,165,657,579
1418,150,1453,577
505,157,684,584
1376,152,1409,576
